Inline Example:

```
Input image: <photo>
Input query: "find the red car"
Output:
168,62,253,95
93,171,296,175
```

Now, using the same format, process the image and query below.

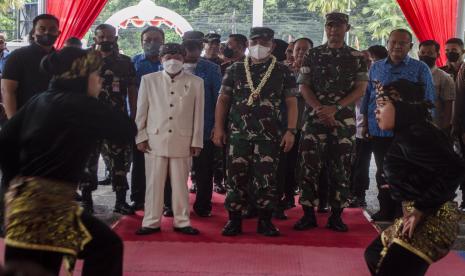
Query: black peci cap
159,43,186,57
249,27,274,40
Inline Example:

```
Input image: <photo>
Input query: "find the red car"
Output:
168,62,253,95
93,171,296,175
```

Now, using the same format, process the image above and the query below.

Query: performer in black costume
0,47,136,276
364,79,464,276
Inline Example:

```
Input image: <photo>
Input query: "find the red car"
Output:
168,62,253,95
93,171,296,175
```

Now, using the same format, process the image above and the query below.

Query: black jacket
384,121,465,212
0,87,137,184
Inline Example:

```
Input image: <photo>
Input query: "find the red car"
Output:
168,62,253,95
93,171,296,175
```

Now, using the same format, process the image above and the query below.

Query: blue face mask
143,42,162,57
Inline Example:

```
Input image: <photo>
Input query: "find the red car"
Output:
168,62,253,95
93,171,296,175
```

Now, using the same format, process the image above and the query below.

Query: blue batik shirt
360,55,436,137
132,53,163,86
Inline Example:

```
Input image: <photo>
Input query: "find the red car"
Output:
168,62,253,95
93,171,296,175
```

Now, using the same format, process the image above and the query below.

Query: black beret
249,27,274,40
205,33,221,43
325,12,349,24
182,30,205,41
159,43,186,57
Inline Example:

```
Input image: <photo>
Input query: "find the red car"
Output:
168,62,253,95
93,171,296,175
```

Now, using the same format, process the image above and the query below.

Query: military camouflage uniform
221,57,297,211
80,53,136,193
297,43,368,209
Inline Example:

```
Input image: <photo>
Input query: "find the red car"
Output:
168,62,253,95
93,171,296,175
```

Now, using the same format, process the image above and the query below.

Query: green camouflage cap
325,12,349,24
249,27,274,40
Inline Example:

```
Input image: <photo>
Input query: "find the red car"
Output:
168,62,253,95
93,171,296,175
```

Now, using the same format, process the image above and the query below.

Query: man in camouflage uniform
80,24,137,215
295,13,368,232
213,27,298,237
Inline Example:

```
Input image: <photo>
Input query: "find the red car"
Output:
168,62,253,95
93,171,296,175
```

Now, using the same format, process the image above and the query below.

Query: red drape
47,0,109,49
396,0,458,66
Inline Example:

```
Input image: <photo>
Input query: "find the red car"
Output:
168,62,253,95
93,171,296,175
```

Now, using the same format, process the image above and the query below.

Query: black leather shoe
98,176,111,186
294,206,317,231
189,183,197,193
163,207,174,217
131,202,145,211
257,209,280,237
272,209,288,220
114,202,135,215
213,183,226,194
317,205,329,213
371,211,394,222
326,209,348,232
222,211,242,236
174,226,200,235
195,210,212,217
135,227,160,235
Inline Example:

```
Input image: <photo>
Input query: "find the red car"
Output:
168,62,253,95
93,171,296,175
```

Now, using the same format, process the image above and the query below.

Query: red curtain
47,0,109,49
396,0,458,66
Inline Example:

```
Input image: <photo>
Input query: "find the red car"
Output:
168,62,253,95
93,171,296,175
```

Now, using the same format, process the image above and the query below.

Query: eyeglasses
388,40,411,47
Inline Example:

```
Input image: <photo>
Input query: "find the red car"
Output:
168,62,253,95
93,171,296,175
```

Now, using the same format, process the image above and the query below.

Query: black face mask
223,47,235,59
35,34,58,47
143,42,162,57
98,41,116,53
419,55,436,68
446,52,461,62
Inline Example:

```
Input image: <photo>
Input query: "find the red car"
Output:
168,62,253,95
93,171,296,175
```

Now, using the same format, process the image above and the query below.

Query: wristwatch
286,128,297,135
335,103,344,112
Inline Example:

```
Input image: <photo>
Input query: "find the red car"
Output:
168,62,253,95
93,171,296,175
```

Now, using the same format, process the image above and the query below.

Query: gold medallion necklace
244,55,277,106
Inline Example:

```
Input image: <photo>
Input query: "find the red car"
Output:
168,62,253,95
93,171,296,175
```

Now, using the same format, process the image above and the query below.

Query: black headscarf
40,47,102,95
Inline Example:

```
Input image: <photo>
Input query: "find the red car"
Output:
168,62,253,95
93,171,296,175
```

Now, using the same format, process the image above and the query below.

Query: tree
0,0,23,14
361,0,410,43
307,0,358,16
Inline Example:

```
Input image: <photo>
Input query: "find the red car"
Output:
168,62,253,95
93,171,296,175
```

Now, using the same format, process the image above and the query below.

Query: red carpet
111,192,465,275
113,193,378,248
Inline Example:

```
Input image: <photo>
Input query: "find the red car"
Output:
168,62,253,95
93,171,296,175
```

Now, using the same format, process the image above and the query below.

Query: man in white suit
135,43,205,235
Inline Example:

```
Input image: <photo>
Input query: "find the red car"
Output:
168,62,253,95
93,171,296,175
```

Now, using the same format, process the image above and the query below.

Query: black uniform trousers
350,138,372,198
131,143,146,205
4,211,123,276
276,131,300,210
364,236,429,276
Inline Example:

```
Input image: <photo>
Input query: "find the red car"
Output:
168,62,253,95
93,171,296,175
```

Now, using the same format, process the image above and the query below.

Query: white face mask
249,44,271,60
163,59,183,74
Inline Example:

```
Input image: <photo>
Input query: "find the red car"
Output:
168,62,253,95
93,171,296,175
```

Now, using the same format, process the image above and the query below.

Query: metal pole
252,0,263,27
457,0,465,40
346,0,351,45
38,0,47,14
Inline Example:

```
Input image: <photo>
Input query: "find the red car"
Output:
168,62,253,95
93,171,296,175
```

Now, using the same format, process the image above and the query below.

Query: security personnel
80,24,137,215
213,27,298,237
204,33,223,66
295,13,368,232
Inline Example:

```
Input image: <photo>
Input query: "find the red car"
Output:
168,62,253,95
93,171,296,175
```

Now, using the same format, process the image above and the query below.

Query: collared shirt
191,59,222,141
132,53,162,87
360,55,436,137
99,53,136,114
221,57,297,141
431,66,455,127
1,43,54,109
440,61,463,81
0,49,9,74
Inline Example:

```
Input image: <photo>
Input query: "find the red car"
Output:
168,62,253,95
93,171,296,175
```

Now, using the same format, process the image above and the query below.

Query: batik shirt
221,57,297,141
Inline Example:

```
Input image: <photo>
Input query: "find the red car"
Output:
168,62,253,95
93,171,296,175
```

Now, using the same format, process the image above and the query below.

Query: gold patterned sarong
379,201,461,269
4,177,92,274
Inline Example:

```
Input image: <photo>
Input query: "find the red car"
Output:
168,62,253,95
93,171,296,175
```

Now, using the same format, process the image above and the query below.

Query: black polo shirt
1,43,54,109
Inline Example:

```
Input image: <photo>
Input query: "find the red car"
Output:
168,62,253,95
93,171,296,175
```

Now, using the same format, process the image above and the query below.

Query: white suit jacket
135,70,205,158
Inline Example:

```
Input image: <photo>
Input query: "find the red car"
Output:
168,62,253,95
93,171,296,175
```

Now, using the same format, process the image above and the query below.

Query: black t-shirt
1,43,54,109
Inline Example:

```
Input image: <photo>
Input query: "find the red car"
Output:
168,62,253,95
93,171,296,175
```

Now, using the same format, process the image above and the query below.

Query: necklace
244,55,277,106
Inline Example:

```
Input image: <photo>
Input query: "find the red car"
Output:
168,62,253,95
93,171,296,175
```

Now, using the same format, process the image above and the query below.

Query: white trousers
142,154,191,228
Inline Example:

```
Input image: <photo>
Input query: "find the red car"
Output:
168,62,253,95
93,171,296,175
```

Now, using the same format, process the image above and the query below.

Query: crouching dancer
0,47,136,275
364,79,464,276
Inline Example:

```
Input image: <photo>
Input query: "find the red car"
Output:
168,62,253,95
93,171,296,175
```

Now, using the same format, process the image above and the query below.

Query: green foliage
308,0,358,16
0,0,24,14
